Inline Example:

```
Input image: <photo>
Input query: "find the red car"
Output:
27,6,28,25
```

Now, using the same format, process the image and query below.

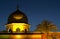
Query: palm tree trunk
46,32,49,39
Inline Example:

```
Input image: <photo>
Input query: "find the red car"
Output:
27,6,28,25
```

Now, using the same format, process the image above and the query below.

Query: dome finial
16,4,19,10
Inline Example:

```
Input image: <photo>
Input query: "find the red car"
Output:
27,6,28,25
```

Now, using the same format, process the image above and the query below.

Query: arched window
16,28,20,33
25,29,27,33
9,29,12,33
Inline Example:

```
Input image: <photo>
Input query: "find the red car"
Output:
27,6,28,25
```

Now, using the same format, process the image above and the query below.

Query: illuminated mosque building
0,5,60,39
6,6,30,33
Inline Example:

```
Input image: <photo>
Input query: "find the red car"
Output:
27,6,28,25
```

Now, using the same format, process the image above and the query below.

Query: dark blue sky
0,0,60,31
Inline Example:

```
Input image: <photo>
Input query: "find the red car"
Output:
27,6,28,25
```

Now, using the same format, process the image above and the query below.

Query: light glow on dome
13,15,23,20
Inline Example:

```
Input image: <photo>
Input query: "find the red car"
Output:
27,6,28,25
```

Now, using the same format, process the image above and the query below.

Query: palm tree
35,20,57,39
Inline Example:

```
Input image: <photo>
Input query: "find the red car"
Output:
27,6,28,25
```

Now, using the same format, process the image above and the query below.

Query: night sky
0,0,60,31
